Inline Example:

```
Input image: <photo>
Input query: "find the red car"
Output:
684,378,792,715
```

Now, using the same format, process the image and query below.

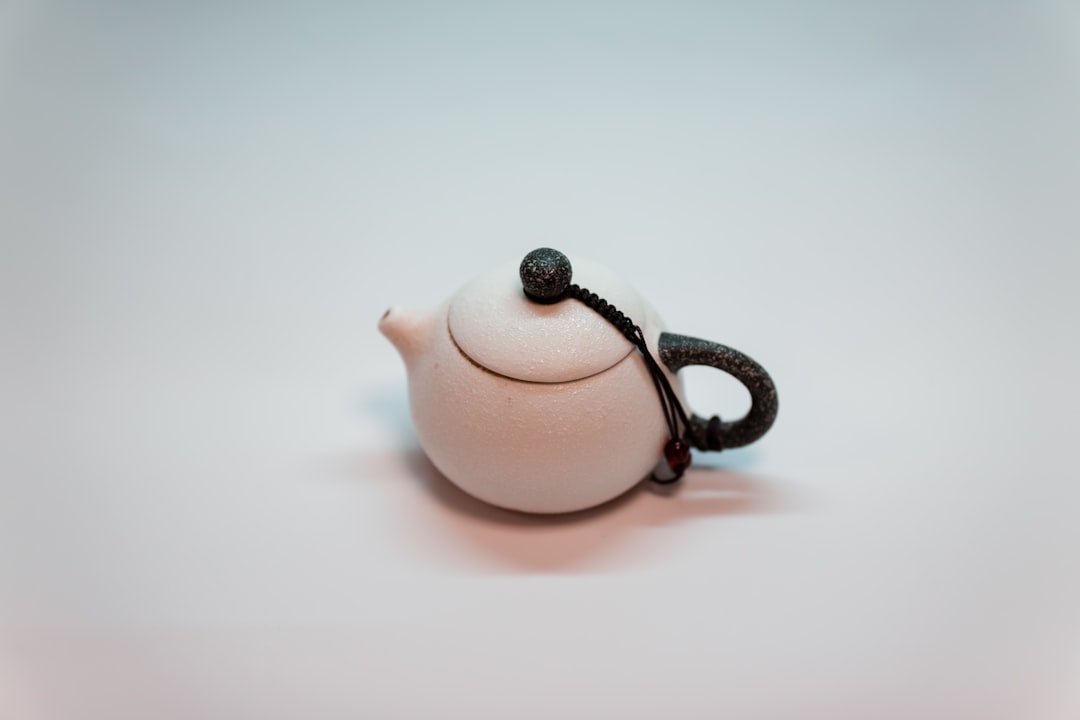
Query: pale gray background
2,1,1079,718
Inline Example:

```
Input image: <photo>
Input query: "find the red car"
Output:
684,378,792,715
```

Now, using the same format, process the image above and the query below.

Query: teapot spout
379,306,435,367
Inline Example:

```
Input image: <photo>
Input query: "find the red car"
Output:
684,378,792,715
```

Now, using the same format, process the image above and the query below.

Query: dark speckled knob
520,248,572,303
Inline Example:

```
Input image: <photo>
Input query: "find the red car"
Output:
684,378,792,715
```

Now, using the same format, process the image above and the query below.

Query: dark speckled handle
658,333,778,451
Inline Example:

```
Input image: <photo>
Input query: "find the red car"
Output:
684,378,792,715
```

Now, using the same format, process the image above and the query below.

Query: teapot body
407,302,680,514
382,248,779,514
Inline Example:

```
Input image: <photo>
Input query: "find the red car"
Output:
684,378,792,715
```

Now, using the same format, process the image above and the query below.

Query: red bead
664,438,692,474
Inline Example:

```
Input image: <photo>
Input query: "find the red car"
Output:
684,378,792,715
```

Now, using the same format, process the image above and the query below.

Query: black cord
519,247,696,483
565,284,693,483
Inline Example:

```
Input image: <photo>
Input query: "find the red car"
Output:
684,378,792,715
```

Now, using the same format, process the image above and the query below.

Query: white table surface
2,2,1079,718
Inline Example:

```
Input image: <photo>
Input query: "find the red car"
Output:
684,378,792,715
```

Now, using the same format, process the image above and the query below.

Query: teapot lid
448,254,647,383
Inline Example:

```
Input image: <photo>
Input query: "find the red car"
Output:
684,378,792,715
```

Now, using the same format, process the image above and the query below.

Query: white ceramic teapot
379,248,777,514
